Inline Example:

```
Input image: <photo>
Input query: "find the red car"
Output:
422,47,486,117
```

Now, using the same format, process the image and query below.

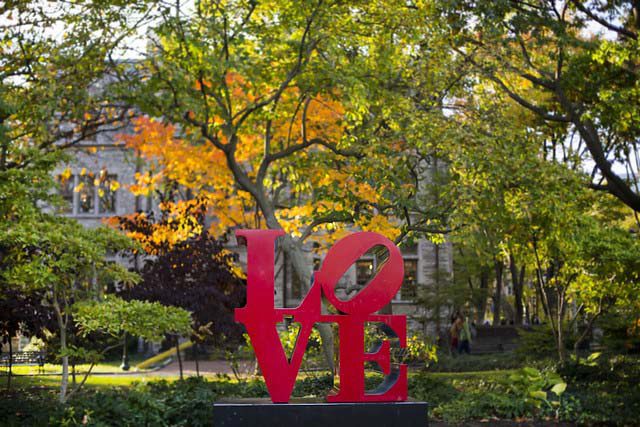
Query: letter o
316,232,404,315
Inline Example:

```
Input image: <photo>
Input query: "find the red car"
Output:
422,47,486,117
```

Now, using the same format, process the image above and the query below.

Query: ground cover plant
2,353,639,426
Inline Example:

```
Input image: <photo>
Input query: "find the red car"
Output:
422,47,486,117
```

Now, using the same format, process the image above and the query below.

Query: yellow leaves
129,171,163,196
317,173,334,187
129,184,146,196
217,249,246,279
80,167,87,176
59,168,72,182
353,182,377,204
356,215,401,241
268,91,345,150
114,204,205,255
117,71,391,243
275,205,314,237
310,227,352,248
311,200,340,214
74,182,84,193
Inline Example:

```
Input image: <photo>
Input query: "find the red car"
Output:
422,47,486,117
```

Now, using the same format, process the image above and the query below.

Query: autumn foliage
118,73,402,247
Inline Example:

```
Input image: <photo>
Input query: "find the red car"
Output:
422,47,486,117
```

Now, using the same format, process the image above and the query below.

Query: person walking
458,314,472,355
449,314,460,355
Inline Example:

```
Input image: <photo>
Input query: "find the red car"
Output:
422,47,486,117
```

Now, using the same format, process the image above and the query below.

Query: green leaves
506,366,566,410
74,296,192,343
1,217,138,294
550,382,566,396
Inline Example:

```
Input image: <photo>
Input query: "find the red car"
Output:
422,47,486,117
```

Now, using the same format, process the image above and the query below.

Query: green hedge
2,363,639,426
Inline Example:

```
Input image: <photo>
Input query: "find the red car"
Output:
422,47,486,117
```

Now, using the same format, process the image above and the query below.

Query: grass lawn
1,354,150,376
5,373,182,388
2,363,135,376
429,369,517,379
3,368,514,394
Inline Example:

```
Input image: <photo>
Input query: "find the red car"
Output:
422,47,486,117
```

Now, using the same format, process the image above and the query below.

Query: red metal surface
235,229,407,403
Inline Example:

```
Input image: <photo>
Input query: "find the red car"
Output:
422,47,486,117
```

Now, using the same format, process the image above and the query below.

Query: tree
0,288,54,389
1,218,140,402
72,295,191,397
0,3,195,402
441,82,640,361
112,204,246,350
108,0,465,371
0,1,150,173
439,0,640,212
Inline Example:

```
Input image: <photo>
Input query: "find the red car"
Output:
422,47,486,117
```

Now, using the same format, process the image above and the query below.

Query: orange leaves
225,71,256,103
194,79,212,91
268,91,345,149
205,190,255,237
117,66,399,243
303,97,345,143
119,116,232,194
108,202,206,255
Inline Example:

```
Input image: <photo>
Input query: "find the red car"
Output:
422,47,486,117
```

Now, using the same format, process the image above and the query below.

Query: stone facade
55,132,455,332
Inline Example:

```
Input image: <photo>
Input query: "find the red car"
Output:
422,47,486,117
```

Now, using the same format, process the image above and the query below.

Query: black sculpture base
213,398,428,427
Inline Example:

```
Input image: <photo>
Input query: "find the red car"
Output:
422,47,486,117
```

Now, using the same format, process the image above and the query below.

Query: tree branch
569,0,637,40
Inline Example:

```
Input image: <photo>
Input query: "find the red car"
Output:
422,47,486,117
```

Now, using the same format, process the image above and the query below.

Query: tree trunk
493,260,503,326
60,329,69,403
194,343,200,377
557,320,566,363
175,337,183,380
556,290,568,364
476,268,489,324
509,254,524,325
270,227,335,375
227,156,336,376
534,277,541,322
434,243,441,333
7,336,12,390
53,299,69,403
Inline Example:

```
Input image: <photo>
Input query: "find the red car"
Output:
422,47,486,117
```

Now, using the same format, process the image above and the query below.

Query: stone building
53,129,454,335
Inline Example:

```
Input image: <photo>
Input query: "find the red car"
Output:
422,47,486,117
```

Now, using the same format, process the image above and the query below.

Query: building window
354,250,419,303
98,174,117,214
57,174,74,214
356,259,374,287
57,170,118,216
78,174,95,214
402,259,418,300
400,241,418,255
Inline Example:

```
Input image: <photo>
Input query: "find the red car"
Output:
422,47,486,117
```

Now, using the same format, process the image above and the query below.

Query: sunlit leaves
74,296,192,343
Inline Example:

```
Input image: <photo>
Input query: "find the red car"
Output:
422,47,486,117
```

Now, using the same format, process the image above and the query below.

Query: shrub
427,352,525,372
3,359,640,425
515,324,577,360
0,389,64,427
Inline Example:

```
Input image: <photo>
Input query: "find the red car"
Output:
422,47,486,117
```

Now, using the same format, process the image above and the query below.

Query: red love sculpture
235,229,407,403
